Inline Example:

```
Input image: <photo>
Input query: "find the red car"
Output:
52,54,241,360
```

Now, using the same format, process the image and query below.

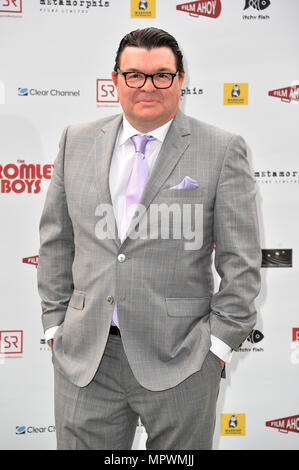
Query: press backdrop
0,0,298,450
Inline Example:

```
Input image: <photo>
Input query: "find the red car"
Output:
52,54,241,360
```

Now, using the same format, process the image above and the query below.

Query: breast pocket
153,188,204,251
159,187,203,200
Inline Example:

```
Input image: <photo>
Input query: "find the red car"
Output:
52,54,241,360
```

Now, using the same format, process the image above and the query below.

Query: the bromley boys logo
176,0,221,19
0,160,53,194
266,415,299,434
269,85,299,104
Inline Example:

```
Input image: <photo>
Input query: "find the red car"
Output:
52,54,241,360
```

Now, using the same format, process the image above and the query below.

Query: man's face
112,46,185,133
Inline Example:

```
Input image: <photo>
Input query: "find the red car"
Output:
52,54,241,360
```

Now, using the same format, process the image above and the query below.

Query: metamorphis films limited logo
176,0,221,19
39,0,110,14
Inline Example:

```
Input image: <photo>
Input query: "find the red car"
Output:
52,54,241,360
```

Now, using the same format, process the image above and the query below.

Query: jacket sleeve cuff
44,326,59,344
210,334,233,363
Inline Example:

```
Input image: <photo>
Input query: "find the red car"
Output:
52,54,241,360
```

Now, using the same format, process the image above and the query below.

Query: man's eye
130,73,143,79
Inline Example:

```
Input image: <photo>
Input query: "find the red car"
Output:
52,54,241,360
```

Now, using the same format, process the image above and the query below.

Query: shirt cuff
210,334,233,363
44,326,59,344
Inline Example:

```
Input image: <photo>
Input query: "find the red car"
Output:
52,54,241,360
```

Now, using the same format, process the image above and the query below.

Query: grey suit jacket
37,109,261,391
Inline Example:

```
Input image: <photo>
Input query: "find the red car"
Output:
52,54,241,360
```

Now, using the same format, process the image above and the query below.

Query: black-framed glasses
117,68,179,89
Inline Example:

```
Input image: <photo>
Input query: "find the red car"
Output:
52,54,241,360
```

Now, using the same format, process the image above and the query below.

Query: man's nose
141,76,156,91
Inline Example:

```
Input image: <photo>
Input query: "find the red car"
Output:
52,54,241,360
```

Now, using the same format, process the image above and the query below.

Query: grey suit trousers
54,334,222,450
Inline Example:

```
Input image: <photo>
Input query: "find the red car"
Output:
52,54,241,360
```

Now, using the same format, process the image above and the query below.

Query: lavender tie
112,134,155,328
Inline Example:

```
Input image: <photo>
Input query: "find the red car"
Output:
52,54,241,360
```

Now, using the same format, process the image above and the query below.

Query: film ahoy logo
268,85,299,104
0,0,22,13
0,160,54,194
266,415,299,434
96,79,119,106
176,0,221,19
0,330,23,355
23,256,39,268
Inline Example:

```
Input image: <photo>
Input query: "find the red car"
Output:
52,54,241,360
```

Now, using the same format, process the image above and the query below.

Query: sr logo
0,330,23,354
96,79,119,105
0,0,22,13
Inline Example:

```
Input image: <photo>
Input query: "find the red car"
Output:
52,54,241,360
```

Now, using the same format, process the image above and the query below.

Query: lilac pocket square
170,176,199,190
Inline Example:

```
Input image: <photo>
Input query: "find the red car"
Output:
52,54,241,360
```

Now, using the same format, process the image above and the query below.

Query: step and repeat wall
0,0,298,450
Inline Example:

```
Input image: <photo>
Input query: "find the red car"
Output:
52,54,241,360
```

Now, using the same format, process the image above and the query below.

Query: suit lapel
124,110,191,244
95,114,123,248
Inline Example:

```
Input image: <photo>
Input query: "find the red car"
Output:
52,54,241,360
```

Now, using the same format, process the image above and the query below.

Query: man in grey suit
37,27,261,450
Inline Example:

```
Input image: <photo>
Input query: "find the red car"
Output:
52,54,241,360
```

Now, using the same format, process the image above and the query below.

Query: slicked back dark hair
114,27,184,75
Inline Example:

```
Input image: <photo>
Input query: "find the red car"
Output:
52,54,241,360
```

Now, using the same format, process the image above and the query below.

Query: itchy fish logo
243,0,270,20
238,329,264,353
176,0,222,19
244,0,270,10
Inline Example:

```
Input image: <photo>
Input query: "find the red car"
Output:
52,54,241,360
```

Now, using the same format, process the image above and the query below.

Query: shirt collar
118,114,173,146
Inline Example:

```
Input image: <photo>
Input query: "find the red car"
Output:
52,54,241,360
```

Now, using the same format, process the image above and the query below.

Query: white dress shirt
45,114,233,363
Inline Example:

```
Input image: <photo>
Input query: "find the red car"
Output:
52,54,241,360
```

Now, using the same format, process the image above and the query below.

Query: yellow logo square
221,413,246,436
223,83,249,105
131,0,156,18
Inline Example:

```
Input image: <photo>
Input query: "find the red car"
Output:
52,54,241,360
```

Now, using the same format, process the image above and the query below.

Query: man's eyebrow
124,67,175,73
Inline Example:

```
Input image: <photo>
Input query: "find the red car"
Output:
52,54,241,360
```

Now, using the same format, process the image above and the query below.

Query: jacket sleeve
37,127,75,332
210,135,261,350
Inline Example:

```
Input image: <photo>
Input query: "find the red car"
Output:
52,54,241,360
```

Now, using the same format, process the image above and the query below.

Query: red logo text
176,0,221,18
0,330,23,354
0,161,53,194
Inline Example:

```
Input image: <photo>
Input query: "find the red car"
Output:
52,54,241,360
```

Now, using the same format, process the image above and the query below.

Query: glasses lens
126,72,146,87
153,73,173,88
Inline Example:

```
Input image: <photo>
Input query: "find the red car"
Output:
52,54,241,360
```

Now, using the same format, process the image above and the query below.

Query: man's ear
178,71,185,87
111,71,118,86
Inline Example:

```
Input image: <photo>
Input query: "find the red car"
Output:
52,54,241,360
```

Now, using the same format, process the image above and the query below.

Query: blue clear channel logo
18,88,28,96
16,426,26,434
15,425,56,434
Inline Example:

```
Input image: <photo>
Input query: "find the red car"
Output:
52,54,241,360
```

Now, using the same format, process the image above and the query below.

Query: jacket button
118,253,126,263
107,295,114,304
